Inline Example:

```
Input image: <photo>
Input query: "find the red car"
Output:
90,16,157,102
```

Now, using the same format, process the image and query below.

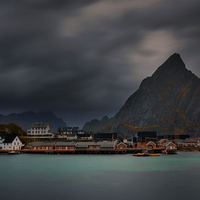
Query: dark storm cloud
0,0,200,127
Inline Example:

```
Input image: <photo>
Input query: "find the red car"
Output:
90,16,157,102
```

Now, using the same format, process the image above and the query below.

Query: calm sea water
1,152,200,200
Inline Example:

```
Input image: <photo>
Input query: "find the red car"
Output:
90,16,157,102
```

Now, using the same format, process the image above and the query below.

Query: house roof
81,133,91,137
158,139,169,143
146,141,156,146
28,141,55,147
76,141,116,148
162,142,176,147
185,138,199,143
31,122,49,128
117,142,127,147
175,139,185,144
3,135,17,143
67,134,77,137
72,127,79,132
101,141,117,148
0,135,6,140
55,142,77,147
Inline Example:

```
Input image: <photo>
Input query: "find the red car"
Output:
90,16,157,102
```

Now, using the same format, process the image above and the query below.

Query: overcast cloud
0,0,200,127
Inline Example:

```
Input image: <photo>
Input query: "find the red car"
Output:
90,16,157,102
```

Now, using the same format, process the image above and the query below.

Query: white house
27,122,52,137
0,135,23,151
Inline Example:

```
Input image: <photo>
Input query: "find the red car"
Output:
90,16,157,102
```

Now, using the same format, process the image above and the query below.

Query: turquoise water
1,152,200,200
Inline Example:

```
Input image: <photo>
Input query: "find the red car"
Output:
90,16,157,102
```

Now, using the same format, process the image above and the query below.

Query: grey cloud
0,0,200,127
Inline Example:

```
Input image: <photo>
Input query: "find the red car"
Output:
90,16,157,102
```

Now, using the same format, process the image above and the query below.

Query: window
59,147,61,150
71,147,73,150
38,131,40,133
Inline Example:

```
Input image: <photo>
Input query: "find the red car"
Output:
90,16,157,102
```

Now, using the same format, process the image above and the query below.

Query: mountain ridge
0,111,67,132
83,53,200,138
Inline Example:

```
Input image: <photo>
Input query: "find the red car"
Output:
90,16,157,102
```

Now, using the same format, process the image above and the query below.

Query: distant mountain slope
83,53,200,138
0,111,67,132
82,116,110,132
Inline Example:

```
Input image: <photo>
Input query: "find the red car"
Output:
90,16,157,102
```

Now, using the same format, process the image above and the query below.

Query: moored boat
133,152,150,156
8,151,20,154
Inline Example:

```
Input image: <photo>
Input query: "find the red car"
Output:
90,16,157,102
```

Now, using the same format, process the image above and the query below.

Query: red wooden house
117,142,127,150
146,141,156,150
27,142,56,151
54,142,77,151
158,139,169,147
162,142,177,153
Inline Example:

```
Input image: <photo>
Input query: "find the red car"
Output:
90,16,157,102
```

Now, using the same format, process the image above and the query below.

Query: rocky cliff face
83,53,200,138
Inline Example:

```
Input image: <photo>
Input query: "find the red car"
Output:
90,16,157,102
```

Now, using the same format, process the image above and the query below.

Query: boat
8,151,20,154
133,152,150,156
149,153,160,156
133,152,160,157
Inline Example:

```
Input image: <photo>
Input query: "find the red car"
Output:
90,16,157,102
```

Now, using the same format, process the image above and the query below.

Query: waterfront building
80,133,92,140
55,142,77,151
0,135,23,151
61,127,80,135
184,138,200,147
117,142,127,150
27,141,56,150
27,122,53,137
93,133,118,141
158,139,169,146
161,142,177,153
146,141,156,149
66,134,77,140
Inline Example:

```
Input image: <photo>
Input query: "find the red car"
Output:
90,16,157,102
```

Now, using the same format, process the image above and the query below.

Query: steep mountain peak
84,53,200,137
152,53,187,79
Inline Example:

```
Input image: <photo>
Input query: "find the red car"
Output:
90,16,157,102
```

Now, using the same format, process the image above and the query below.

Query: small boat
8,151,20,154
149,154,160,156
133,152,150,156
134,152,160,157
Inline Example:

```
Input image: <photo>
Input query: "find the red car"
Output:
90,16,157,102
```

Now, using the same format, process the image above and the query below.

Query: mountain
83,53,200,138
0,111,67,132
83,116,110,132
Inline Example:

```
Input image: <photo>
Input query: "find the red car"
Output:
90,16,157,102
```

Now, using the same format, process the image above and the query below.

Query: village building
93,133,118,141
158,139,169,146
184,138,200,147
27,141,56,150
54,142,77,151
61,127,80,135
133,142,146,149
117,142,127,150
80,133,92,140
0,135,23,151
161,142,177,153
66,134,77,140
175,139,185,147
27,122,53,137
146,141,156,149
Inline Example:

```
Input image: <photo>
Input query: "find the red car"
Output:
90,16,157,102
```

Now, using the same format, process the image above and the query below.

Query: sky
0,0,200,128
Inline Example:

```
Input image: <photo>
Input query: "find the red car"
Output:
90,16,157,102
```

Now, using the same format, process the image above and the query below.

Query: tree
0,123,26,136
57,127,62,134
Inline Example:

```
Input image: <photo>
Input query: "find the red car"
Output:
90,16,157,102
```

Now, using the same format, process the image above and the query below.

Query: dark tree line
0,123,26,136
